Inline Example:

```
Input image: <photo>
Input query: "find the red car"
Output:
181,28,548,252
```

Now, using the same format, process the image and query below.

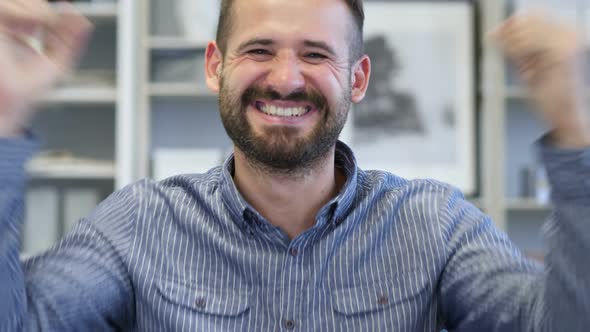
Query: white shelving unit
479,0,507,228
42,86,117,104
32,1,122,128
505,198,552,212
149,36,207,50
25,1,136,185
27,160,116,180
51,2,118,18
149,83,215,98
20,0,138,256
117,0,145,187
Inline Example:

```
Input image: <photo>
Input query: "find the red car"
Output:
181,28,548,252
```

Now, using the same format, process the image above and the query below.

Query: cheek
223,60,266,91
305,67,351,104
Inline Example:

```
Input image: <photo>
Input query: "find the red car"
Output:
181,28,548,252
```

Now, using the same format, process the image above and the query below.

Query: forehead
227,0,353,53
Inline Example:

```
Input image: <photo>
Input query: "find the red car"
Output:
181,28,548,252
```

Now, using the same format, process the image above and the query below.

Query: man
0,0,588,331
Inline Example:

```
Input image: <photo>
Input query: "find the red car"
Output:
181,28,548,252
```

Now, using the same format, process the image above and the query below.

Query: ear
350,55,371,103
205,41,223,93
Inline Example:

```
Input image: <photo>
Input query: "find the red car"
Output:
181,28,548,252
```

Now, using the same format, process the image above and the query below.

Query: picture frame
340,1,477,194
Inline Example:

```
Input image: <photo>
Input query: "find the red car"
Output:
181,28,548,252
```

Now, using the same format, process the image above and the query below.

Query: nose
265,52,305,98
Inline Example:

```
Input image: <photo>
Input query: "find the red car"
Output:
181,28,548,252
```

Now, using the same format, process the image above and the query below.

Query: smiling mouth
254,101,313,118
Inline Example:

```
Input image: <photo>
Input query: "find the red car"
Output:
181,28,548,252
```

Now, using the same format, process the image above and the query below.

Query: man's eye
306,53,327,59
248,49,271,55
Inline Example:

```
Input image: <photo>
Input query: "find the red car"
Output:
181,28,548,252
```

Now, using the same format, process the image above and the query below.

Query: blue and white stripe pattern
1,139,589,331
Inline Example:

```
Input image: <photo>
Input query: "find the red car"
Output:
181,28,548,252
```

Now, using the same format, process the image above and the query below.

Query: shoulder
357,169,456,202
119,166,224,201
353,169,482,243
353,169,470,224
89,166,225,221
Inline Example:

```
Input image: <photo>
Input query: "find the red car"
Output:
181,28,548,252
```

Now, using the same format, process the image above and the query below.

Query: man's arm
438,12,590,331
0,137,139,331
0,2,134,329
0,137,37,329
538,140,590,330
438,142,590,331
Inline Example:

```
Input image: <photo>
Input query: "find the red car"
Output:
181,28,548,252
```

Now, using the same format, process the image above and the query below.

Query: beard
218,75,351,176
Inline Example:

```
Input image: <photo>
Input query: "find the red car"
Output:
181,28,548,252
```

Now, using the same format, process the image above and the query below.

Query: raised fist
0,0,92,137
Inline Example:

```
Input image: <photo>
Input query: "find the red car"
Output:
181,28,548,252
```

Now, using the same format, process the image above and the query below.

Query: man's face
216,0,358,173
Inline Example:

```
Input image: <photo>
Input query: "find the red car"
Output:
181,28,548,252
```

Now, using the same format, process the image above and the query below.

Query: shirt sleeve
0,137,138,331
438,138,590,331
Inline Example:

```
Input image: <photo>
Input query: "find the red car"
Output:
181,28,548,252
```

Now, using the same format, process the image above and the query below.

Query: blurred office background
21,0,590,263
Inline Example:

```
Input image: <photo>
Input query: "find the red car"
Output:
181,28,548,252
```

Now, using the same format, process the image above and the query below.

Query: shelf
26,158,116,180
41,86,117,104
149,83,215,98
150,37,208,50
51,2,118,19
506,198,552,212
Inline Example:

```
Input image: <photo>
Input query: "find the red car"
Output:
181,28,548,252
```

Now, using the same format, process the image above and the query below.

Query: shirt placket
278,235,312,331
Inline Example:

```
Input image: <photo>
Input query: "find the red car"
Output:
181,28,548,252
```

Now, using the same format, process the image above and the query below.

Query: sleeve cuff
537,133,590,201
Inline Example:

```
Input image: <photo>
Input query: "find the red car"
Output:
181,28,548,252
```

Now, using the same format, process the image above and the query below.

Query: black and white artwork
341,2,476,194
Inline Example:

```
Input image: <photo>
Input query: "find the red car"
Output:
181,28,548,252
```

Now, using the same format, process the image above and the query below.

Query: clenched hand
494,12,590,148
0,0,92,138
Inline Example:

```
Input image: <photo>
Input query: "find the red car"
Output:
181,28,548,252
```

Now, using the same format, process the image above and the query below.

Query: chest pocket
156,279,251,317
331,269,430,329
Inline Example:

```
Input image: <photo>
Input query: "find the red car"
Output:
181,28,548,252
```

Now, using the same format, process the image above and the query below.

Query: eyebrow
236,38,275,53
302,40,336,57
235,38,337,57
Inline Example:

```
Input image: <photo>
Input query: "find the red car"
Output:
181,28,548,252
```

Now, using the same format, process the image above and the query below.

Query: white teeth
260,105,309,117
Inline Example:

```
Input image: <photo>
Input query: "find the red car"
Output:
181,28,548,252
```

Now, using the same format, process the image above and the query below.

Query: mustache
241,86,327,109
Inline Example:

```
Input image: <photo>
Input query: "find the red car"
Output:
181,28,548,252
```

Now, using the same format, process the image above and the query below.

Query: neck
232,146,346,240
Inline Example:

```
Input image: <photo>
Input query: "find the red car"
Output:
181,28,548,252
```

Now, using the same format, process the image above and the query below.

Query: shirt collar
220,140,359,229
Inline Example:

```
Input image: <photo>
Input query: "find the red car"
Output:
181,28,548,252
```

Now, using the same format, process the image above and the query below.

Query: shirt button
283,319,296,330
289,248,298,257
195,297,207,309
335,218,344,226
378,295,389,305
244,210,257,222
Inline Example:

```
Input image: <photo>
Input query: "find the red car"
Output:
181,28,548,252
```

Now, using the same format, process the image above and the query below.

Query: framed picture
340,1,477,194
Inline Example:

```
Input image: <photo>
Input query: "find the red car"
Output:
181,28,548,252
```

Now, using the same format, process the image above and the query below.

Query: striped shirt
1,138,589,331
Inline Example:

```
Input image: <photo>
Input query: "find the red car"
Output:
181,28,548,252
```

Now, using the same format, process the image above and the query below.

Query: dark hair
215,0,365,62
